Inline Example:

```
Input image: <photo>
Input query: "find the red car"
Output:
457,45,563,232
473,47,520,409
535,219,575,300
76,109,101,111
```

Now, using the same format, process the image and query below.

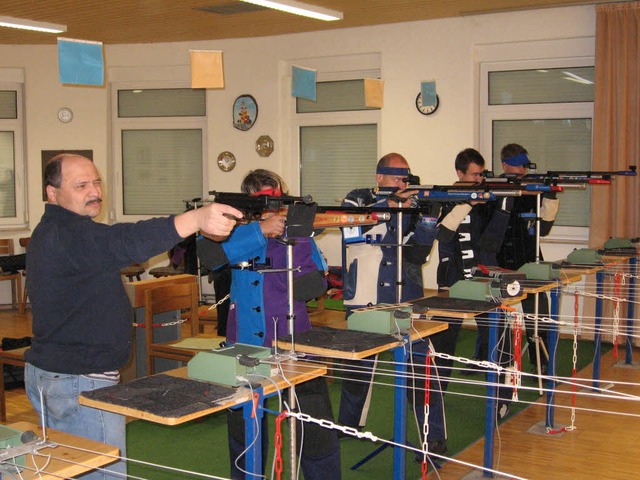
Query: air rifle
209,191,313,222
376,183,526,204
484,165,637,188
208,191,391,228
412,180,564,198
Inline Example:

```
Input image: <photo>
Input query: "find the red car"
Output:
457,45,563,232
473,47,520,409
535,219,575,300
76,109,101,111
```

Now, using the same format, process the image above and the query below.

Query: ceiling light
240,0,343,21
562,71,594,85
0,15,66,34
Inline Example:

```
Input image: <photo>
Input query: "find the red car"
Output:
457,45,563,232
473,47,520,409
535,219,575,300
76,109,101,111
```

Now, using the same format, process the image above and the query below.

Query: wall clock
233,94,258,131
58,107,74,123
415,93,440,115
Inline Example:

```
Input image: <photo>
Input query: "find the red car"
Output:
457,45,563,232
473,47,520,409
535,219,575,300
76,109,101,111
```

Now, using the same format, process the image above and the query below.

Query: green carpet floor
127,329,606,479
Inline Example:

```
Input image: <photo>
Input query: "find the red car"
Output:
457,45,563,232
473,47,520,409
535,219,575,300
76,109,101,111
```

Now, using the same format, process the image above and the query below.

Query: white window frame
479,57,594,243
110,81,208,223
291,70,382,195
0,79,26,230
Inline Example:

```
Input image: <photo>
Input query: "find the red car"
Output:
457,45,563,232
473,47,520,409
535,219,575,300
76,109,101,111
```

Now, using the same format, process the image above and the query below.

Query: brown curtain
590,2,640,247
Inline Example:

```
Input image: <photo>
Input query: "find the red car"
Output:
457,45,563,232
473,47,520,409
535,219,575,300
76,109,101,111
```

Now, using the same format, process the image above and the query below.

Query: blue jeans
25,363,126,480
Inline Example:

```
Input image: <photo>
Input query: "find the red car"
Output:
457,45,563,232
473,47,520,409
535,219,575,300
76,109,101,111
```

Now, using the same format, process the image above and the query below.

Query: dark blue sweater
25,204,182,374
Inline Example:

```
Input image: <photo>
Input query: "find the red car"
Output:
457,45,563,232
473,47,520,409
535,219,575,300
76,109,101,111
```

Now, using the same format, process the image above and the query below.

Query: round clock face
58,107,73,123
415,93,440,115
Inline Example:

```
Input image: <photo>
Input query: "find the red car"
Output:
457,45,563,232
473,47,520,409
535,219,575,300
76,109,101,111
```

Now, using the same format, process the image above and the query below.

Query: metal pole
289,387,297,480
396,210,403,303
285,240,297,479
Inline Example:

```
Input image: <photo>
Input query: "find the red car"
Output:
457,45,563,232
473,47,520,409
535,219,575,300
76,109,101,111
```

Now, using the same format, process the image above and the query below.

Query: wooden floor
2,307,639,479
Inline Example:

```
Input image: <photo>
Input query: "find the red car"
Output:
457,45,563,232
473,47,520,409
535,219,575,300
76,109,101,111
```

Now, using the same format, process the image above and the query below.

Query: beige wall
0,5,596,302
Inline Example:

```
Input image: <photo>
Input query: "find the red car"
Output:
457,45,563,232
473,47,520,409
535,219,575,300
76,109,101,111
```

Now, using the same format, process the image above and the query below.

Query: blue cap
502,152,530,167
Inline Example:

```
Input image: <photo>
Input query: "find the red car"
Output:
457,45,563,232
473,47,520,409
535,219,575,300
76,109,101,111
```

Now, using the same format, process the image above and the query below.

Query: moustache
86,198,103,206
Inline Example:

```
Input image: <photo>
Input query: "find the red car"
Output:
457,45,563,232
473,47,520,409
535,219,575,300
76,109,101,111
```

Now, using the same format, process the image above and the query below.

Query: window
300,124,377,205
296,79,380,206
492,118,592,227
0,84,26,230
112,87,207,220
480,60,594,230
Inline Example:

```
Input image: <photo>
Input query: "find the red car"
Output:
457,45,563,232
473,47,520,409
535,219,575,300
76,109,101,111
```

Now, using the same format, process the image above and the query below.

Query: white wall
0,5,596,303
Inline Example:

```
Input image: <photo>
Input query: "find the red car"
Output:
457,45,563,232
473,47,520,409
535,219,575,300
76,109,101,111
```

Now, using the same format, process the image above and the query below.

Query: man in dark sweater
24,153,241,480
497,143,560,375
434,148,513,431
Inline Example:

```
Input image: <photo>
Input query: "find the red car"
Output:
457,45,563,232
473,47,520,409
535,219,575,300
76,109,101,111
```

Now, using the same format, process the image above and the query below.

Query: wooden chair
18,237,30,312
0,239,24,314
0,346,28,422
144,281,202,375
148,250,185,278
197,304,218,333
121,263,145,282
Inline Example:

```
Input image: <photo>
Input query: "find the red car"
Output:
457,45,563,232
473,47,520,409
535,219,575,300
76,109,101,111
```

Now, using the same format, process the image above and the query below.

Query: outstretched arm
174,202,243,239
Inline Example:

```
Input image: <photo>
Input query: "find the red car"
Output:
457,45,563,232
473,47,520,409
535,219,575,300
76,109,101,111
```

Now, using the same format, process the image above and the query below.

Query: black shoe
429,440,448,455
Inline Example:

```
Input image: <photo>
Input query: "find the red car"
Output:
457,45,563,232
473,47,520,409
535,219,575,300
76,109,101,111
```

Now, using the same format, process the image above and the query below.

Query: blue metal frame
241,386,265,479
592,270,605,389
482,309,499,477
625,256,637,365
545,287,561,428
393,344,408,479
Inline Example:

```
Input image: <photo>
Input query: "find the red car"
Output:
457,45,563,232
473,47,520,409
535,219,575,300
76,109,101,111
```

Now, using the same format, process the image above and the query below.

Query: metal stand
545,286,561,429
482,309,500,478
349,209,414,476
396,210,404,303
244,386,264,480
592,269,605,390
529,194,550,394
624,256,637,364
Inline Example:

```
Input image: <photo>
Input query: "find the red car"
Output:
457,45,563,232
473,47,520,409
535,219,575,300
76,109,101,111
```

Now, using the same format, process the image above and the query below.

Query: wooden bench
0,346,28,422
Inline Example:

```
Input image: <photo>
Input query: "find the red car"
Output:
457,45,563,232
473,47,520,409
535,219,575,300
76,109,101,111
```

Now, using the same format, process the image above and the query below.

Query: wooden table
4,421,118,480
80,359,326,479
79,360,326,426
277,315,447,480
277,319,447,360
558,255,636,388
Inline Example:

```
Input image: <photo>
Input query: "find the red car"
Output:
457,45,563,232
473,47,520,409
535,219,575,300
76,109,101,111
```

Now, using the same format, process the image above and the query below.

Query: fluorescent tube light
0,16,67,34
562,71,594,85
240,0,343,21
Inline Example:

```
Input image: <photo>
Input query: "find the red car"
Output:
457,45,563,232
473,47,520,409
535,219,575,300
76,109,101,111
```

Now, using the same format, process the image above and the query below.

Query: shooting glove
437,203,472,243
541,197,560,222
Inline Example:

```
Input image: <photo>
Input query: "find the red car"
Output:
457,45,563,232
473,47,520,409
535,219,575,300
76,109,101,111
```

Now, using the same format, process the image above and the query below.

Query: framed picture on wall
41,150,93,201
232,94,258,131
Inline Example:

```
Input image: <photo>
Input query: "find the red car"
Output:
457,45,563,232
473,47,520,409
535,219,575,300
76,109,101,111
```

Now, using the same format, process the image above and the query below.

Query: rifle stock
207,192,391,228
208,191,313,222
